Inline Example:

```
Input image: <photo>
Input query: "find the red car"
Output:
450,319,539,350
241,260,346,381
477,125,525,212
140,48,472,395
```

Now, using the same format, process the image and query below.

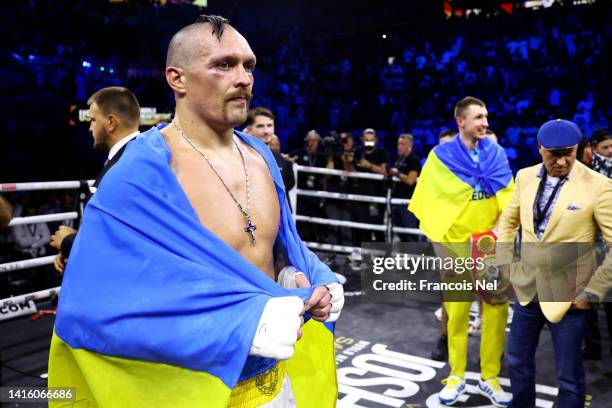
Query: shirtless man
49,15,342,408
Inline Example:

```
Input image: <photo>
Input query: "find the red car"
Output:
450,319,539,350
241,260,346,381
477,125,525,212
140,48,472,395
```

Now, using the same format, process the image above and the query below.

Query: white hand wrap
276,266,304,289
249,296,303,360
325,282,345,322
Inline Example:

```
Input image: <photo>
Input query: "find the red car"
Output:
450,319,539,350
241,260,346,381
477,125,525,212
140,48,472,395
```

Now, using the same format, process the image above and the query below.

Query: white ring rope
305,242,360,254
0,286,61,307
295,165,388,180
296,189,412,206
1,169,422,275
8,211,78,227
296,189,387,204
391,227,425,235
304,242,388,256
295,215,387,231
0,256,55,274
0,180,94,192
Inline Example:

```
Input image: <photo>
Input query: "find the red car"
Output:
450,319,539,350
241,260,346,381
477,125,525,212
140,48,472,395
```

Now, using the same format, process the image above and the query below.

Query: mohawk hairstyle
195,15,230,41
166,14,231,69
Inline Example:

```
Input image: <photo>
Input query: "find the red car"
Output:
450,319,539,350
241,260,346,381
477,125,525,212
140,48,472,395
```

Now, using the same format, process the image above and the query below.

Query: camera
321,131,345,157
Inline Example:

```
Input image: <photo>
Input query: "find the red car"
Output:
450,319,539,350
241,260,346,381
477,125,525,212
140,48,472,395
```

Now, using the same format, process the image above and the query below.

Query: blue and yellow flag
49,128,338,407
409,135,514,242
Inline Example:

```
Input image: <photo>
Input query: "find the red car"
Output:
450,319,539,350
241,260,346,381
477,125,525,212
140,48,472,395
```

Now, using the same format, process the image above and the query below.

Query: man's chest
172,148,281,259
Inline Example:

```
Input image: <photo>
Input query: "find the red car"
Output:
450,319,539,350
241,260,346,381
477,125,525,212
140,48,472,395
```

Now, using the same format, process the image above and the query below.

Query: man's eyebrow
209,53,256,64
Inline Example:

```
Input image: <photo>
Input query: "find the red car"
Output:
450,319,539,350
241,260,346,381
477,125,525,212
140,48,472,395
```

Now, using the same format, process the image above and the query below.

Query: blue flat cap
537,119,582,149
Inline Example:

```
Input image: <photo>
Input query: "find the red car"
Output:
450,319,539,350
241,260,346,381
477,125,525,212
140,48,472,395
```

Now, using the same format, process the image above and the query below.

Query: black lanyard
534,171,567,231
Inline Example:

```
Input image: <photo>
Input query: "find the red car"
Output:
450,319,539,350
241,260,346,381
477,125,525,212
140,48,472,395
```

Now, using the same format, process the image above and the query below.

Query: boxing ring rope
295,215,387,231
0,286,61,307
8,212,79,227
1,209,77,273
292,165,425,255
0,180,92,276
0,256,57,274
0,180,93,192
297,189,413,207
1,166,422,310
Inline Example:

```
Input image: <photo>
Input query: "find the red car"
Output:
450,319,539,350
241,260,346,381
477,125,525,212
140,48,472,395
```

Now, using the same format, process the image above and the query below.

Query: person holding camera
324,132,359,246
354,128,389,243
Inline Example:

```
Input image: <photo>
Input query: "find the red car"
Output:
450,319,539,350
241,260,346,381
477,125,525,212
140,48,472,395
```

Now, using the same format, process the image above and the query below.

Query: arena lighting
447,0,600,15
99,66,105,72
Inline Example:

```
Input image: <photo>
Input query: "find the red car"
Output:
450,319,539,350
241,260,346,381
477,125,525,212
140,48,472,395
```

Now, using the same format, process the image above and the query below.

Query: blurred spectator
439,129,456,144
582,130,612,178
11,203,50,258
290,130,327,242
268,135,282,154
390,133,421,242
355,128,388,243
325,132,358,246
245,107,295,200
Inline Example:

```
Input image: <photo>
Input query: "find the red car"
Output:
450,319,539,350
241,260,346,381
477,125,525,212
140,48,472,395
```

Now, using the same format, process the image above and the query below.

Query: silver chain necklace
172,121,257,245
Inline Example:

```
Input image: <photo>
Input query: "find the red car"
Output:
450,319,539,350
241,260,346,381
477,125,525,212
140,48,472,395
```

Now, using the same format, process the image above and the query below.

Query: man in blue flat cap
498,119,612,407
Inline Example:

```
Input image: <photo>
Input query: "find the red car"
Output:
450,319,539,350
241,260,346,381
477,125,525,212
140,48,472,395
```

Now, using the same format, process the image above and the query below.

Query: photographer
390,133,421,241
354,128,389,243
289,130,328,242
324,132,359,246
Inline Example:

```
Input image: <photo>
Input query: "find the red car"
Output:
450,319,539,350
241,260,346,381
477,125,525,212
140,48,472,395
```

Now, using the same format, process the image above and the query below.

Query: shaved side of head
166,15,231,69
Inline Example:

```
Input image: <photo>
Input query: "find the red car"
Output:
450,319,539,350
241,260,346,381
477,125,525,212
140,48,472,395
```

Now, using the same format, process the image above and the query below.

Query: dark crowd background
0,0,609,182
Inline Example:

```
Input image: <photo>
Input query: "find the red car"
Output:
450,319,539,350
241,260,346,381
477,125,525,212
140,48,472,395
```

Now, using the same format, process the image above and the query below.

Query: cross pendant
244,216,257,245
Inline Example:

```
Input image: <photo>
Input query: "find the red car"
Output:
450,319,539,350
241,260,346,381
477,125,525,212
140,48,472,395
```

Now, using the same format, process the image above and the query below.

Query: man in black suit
50,87,141,272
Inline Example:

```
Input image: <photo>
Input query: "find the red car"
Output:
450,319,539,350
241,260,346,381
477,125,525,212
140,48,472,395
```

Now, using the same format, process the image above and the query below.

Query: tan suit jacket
498,161,612,322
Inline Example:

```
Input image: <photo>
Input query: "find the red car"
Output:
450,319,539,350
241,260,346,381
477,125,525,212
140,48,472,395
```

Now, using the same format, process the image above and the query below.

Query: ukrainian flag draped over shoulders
49,128,338,407
408,135,514,242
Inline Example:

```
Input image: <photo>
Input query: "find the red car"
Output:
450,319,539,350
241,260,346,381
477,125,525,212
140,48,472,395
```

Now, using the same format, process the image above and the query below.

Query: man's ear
107,114,118,133
166,66,186,96
455,116,464,129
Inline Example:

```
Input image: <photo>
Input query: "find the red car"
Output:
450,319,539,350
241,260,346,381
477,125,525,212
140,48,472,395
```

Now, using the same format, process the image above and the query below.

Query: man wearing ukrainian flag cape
49,15,342,407
409,97,514,407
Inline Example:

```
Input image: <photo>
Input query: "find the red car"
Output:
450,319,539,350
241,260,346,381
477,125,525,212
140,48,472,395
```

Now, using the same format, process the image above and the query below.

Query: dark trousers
296,196,323,242
325,201,352,246
353,202,384,244
391,204,419,242
584,301,612,353
507,301,585,408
